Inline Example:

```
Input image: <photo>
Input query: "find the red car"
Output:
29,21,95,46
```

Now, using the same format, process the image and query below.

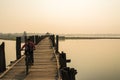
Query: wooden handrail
49,36,61,80
0,56,25,79
53,48,61,80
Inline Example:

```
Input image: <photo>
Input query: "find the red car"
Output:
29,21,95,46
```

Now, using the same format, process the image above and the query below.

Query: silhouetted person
21,39,35,64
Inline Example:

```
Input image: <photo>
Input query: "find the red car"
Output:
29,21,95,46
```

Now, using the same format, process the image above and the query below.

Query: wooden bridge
0,35,77,80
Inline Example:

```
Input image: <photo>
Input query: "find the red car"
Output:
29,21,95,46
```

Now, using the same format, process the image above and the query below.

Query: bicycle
25,51,32,75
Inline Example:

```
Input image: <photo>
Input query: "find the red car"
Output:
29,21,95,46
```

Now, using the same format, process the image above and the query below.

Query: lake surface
0,39,120,80
0,39,16,66
59,39,120,80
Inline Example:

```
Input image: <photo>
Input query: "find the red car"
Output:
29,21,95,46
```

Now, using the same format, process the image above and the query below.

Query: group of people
21,38,35,65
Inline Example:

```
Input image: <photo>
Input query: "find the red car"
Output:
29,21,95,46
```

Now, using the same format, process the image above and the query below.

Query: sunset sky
0,0,120,34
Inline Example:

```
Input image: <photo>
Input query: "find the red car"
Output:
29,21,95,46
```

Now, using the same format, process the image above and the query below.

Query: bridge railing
49,35,61,80
50,35,77,80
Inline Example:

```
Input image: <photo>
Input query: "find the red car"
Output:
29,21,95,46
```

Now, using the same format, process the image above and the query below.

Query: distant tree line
0,33,34,41
0,32,45,41
0,33,22,40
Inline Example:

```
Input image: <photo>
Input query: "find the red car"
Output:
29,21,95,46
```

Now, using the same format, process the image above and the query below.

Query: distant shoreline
65,37,120,39
59,36,120,40
0,38,15,41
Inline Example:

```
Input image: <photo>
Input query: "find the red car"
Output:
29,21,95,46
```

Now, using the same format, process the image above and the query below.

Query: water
1,39,120,80
0,39,16,66
59,39,120,80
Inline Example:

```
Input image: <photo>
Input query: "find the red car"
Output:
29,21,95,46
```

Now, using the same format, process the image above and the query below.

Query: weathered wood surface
0,37,58,80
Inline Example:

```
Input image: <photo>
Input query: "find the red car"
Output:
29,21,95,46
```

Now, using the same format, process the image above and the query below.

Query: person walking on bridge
21,38,35,65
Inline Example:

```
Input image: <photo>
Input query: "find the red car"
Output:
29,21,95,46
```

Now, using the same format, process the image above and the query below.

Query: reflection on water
59,39,120,80
0,39,16,66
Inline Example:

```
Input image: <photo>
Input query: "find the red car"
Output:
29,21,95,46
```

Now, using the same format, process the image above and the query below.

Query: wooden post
60,67,77,80
56,35,59,53
35,35,41,44
59,53,64,69
0,42,6,72
49,35,55,47
61,51,67,67
35,35,39,45
53,35,55,47
16,37,21,60
24,36,27,43
59,52,71,69
59,52,67,68
52,35,55,47
70,68,77,80
38,36,41,43
61,69,69,80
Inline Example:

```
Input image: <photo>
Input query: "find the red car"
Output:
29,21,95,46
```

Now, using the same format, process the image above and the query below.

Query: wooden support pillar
53,35,55,47
0,42,6,72
24,36,27,43
59,51,71,69
38,36,41,42
61,67,77,80
49,35,55,47
69,68,77,80
59,51,67,68
35,35,39,45
16,37,21,60
61,69,69,80
56,35,59,53
52,35,55,47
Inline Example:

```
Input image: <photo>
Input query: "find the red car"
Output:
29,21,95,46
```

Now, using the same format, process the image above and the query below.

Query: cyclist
21,38,35,65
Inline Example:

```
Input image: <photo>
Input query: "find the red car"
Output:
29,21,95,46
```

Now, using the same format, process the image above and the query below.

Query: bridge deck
0,37,58,80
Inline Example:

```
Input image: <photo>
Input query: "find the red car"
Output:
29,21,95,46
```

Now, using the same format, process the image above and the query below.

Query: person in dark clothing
21,39,35,64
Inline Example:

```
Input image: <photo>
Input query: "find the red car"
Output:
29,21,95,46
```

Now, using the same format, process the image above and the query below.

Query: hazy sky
0,0,120,34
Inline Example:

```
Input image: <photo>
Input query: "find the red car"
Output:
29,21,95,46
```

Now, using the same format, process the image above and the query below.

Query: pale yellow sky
0,0,120,34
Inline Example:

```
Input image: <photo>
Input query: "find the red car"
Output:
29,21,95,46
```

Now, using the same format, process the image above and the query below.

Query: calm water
0,39,16,66
1,39,120,80
59,39,120,80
